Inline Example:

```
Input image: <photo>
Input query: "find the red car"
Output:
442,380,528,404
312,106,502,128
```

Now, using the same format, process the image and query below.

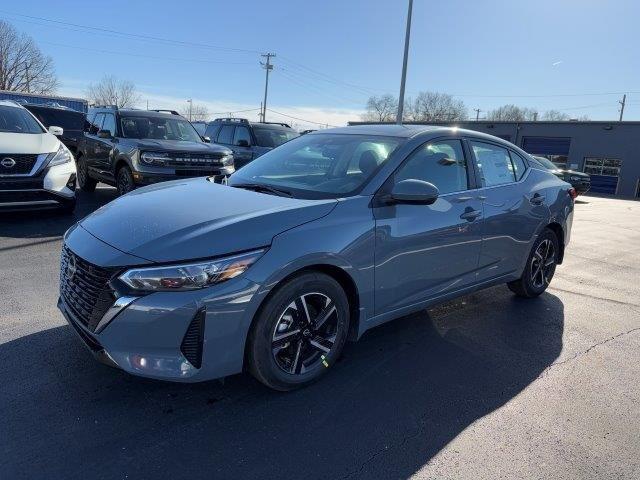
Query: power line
266,108,339,128
277,68,365,105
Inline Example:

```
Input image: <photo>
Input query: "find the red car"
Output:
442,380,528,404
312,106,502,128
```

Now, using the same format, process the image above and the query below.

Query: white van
0,100,77,212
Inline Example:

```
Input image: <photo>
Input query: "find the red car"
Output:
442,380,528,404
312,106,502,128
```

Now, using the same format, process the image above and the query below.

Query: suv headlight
47,144,73,167
221,155,233,166
118,249,265,292
569,175,584,181
141,151,169,166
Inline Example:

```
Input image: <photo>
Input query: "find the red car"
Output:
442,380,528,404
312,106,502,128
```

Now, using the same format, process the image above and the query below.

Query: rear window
26,106,85,131
0,105,44,134
253,125,299,148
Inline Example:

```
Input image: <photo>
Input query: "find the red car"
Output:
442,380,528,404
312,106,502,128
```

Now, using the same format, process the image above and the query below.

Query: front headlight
569,175,584,181
221,155,234,166
118,249,265,292
47,144,73,167
141,151,169,166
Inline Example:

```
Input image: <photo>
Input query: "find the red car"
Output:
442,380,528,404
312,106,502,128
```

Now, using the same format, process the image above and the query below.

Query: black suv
76,107,234,195
24,103,86,155
204,118,299,169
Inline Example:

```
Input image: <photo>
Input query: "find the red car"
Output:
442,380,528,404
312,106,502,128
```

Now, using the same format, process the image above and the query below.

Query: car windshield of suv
0,105,45,134
253,125,300,148
27,107,85,131
532,156,559,170
231,133,402,199
120,115,202,142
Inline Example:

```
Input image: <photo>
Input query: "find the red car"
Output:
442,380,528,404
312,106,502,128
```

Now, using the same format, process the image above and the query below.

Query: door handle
529,193,545,205
460,209,482,221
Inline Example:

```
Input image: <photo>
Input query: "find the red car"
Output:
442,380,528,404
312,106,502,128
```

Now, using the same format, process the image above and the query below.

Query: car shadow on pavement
0,187,117,240
0,286,564,480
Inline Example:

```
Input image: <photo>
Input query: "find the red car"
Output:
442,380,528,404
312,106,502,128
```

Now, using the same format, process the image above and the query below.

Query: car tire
508,228,559,298
76,157,97,192
247,272,350,391
116,165,135,196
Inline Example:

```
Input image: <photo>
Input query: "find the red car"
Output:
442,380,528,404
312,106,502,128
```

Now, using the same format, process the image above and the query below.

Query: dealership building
349,120,640,198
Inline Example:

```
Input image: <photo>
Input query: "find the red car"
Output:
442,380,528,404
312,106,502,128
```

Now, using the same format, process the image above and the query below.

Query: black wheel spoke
290,339,304,374
294,296,311,325
309,334,335,354
312,302,336,331
272,328,300,348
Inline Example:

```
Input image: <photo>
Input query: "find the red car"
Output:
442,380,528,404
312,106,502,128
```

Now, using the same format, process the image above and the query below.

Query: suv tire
247,272,350,391
76,157,97,192
116,165,135,196
508,228,559,298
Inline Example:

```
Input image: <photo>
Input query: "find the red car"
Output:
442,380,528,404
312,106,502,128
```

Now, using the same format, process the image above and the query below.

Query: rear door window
233,126,252,146
509,151,528,181
470,141,516,187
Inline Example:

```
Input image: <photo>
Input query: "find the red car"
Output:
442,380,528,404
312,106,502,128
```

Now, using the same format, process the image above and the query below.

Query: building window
584,157,622,176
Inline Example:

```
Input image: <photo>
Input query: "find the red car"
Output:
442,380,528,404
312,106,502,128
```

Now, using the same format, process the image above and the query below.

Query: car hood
0,132,59,154
79,178,337,263
131,138,231,154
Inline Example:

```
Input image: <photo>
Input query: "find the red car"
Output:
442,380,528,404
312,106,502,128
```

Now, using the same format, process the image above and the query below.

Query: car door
373,138,483,316
468,140,548,281
231,125,254,168
95,112,117,179
84,112,104,170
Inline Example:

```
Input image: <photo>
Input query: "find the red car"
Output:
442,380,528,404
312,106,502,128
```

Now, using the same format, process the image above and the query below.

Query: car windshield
253,125,300,148
120,115,202,142
27,107,85,131
532,156,559,170
230,133,403,199
0,105,45,134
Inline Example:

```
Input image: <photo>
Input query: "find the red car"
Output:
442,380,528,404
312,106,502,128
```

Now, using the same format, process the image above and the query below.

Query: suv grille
60,245,117,332
0,154,39,175
164,153,225,168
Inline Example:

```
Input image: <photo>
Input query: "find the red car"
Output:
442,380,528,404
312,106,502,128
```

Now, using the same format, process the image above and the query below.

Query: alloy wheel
117,169,133,195
530,239,555,289
271,292,339,375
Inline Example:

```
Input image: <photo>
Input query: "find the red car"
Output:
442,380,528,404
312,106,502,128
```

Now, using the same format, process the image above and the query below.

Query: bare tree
487,104,539,121
405,91,468,121
87,75,140,108
179,103,209,122
362,94,398,122
541,109,570,121
0,20,58,94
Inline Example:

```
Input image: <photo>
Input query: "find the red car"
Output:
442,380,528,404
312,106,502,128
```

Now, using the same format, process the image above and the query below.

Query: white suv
0,100,77,212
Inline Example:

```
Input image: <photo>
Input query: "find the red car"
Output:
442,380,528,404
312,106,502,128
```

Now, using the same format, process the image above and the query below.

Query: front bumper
0,160,76,211
132,166,235,186
59,229,264,382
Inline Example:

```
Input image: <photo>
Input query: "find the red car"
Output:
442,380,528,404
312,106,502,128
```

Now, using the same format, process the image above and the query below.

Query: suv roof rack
259,121,292,128
214,117,249,124
149,109,181,115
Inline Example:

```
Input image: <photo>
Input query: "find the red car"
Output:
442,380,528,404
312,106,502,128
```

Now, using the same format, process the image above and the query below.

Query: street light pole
396,0,413,125
187,99,193,122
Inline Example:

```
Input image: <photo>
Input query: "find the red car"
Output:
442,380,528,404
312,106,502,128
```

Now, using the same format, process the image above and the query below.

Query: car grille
164,153,226,168
180,309,205,368
60,245,117,332
0,154,39,175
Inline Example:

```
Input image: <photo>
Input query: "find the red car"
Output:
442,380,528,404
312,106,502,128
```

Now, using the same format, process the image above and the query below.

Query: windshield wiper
232,183,293,198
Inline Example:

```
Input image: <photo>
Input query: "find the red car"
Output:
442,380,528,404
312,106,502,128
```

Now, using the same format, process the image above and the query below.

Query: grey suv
204,117,299,168
58,125,575,391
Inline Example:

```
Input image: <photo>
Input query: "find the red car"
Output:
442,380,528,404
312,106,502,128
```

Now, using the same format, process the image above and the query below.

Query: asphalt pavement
1,189,638,479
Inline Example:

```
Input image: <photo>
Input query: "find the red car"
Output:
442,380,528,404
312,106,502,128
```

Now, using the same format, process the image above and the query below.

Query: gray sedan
58,125,575,390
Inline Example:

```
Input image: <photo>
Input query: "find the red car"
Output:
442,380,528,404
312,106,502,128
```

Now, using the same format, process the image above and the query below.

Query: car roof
311,124,518,145
90,108,186,119
0,99,26,109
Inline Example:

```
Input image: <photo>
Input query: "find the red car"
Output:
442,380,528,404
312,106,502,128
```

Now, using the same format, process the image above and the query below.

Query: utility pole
261,53,275,123
619,94,626,121
396,0,413,125
474,108,481,121
187,99,193,122
24,62,30,93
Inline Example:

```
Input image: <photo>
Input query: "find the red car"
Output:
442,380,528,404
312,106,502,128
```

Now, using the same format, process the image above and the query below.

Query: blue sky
2,0,639,127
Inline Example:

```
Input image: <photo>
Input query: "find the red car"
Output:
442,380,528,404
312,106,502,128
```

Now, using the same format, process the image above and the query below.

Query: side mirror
388,179,439,205
49,126,64,136
97,129,112,139
236,139,250,147
202,136,211,143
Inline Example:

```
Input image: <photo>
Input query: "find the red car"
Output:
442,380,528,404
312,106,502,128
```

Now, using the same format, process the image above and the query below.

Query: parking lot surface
1,190,639,479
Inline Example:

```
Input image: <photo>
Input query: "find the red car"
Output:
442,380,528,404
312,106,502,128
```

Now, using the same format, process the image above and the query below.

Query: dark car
58,125,575,390
76,107,234,195
24,103,86,155
204,117,299,169
531,155,591,194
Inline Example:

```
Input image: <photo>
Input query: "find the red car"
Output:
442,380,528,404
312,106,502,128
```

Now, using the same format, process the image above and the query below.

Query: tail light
568,188,577,201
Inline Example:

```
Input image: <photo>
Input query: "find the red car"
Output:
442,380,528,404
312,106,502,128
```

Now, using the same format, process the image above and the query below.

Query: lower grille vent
180,309,205,368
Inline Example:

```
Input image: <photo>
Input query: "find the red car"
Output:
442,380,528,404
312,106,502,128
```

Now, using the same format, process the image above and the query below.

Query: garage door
521,137,571,168
584,157,622,195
